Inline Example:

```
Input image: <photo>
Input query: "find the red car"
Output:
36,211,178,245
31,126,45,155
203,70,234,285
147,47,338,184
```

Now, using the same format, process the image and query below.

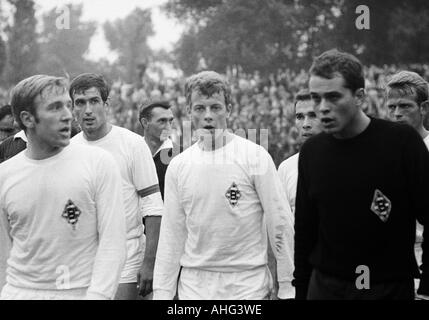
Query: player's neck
25,133,64,160
333,111,370,140
198,129,233,151
144,134,163,156
417,125,429,140
84,122,112,141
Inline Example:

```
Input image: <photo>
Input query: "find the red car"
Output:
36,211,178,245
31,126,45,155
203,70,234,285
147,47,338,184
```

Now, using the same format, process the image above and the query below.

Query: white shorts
0,283,86,300
120,236,144,284
178,266,273,300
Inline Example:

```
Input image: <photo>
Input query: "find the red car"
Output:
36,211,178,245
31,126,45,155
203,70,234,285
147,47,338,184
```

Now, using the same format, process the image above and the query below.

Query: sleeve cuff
153,289,175,300
277,281,295,299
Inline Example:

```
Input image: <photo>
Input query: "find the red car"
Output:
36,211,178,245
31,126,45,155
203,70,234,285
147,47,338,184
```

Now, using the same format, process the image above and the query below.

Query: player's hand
137,258,155,297
415,293,429,300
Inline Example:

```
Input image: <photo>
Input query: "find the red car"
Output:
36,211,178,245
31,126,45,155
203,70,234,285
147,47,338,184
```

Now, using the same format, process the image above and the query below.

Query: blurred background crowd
0,0,428,166
2,63,429,166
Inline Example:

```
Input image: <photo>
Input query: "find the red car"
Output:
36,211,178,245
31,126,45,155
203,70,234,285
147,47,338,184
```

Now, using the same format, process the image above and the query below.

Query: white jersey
424,135,429,150
72,125,163,241
153,134,295,299
0,143,126,299
278,153,299,214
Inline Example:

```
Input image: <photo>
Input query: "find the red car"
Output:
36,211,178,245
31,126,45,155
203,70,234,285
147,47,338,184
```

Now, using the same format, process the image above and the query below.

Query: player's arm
132,139,164,297
0,142,6,163
278,161,294,212
137,191,163,297
0,203,12,290
86,153,127,300
294,147,318,300
404,130,429,298
153,161,186,299
254,149,295,299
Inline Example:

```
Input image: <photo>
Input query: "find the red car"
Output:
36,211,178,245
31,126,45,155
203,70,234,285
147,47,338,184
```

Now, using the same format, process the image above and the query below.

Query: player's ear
354,88,366,107
104,97,110,107
420,100,429,117
140,117,148,129
20,111,35,130
226,103,232,117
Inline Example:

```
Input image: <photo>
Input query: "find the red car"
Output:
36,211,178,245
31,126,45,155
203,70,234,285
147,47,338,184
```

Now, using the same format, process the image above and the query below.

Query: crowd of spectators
1,64,428,166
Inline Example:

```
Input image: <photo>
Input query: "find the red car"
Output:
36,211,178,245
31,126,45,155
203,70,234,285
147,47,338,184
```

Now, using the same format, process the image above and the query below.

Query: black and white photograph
0,0,428,312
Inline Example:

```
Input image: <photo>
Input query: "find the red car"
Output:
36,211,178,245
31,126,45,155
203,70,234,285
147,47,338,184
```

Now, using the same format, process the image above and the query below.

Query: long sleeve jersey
0,143,127,299
72,125,163,242
153,134,295,299
278,153,299,214
294,118,429,299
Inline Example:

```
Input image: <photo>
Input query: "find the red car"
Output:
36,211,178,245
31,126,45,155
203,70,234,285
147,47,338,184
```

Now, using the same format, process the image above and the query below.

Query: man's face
295,99,322,143
189,90,231,140
72,87,108,135
386,90,424,130
144,107,174,142
32,86,73,149
309,75,361,137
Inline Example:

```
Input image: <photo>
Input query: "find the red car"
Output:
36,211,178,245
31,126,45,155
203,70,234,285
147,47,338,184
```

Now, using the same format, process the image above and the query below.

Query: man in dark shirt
139,101,179,200
0,131,27,163
0,105,18,143
294,49,429,300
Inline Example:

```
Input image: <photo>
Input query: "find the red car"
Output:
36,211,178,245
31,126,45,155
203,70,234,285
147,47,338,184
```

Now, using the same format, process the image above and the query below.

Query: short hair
185,71,232,107
139,100,171,122
309,49,365,93
0,104,12,121
294,89,312,107
10,75,68,131
386,71,429,105
69,73,110,103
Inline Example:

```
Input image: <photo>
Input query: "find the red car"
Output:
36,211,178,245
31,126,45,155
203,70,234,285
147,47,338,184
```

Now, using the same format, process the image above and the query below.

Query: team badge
225,182,241,207
370,189,391,222
62,199,81,230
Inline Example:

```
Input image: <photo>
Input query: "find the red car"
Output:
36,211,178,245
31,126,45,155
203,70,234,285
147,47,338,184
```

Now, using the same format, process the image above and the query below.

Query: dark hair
185,71,232,106
309,49,365,93
139,100,171,122
386,71,429,105
0,104,12,121
294,88,311,107
11,75,68,131
69,73,110,103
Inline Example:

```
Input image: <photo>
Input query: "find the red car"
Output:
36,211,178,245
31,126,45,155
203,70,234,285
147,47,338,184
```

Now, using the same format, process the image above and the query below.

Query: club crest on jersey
370,189,392,222
225,182,241,207
62,199,81,230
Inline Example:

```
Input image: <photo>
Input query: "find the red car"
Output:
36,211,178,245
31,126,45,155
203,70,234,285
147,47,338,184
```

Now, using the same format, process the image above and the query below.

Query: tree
104,8,154,83
387,2,429,64
165,0,340,75
165,0,429,74
5,0,39,85
315,0,429,65
38,3,97,78
0,3,8,79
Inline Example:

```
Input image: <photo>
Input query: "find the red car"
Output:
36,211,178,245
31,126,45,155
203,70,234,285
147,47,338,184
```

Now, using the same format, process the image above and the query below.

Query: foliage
104,8,154,83
5,0,39,85
37,3,97,78
165,0,429,74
